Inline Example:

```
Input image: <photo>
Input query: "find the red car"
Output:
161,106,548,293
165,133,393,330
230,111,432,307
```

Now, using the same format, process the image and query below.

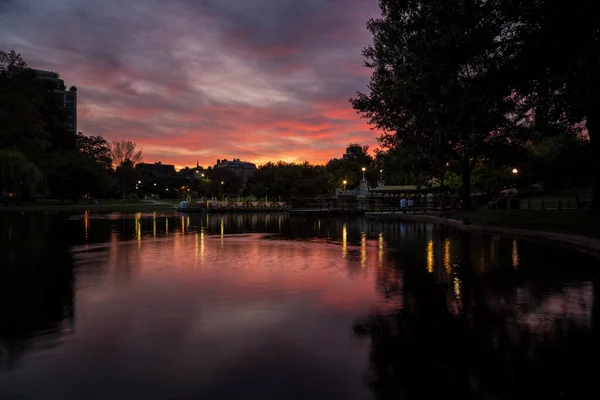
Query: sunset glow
0,0,382,167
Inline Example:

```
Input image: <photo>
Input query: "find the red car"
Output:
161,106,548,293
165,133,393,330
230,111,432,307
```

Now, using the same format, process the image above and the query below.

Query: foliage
115,160,139,198
326,143,375,188
0,149,43,199
76,132,113,172
46,152,115,202
246,162,334,199
109,140,143,167
500,1,598,208
351,0,525,209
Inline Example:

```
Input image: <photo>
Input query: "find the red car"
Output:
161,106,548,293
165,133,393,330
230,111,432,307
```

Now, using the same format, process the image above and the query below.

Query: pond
0,211,599,399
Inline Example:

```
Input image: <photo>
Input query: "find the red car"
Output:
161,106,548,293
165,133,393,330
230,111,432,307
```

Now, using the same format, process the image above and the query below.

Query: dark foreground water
1,211,599,400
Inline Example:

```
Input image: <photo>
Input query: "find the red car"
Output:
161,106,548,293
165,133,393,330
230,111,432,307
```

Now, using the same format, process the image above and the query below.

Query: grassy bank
444,209,600,238
1,199,177,213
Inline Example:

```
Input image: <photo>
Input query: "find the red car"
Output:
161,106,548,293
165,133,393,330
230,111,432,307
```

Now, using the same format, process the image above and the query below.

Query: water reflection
426,240,434,273
1,212,599,399
354,231,599,399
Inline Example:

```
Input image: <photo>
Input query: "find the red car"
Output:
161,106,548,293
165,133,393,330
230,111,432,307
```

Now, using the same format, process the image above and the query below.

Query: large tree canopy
352,0,595,209
351,0,522,209
0,149,43,200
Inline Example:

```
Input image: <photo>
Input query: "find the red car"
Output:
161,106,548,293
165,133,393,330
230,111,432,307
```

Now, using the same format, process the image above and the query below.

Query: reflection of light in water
220,217,225,247
200,229,205,264
84,210,90,242
378,232,384,267
206,213,209,227
426,239,434,273
153,212,156,239
361,232,367,269
444,238,451,273
165,218,169,236
187,216,190,230
318,219,321,231
135,212,142,248
195,232,199,263
453,276,461,298
181,216,185,235
512,239,519,268
342,224,347,258
278,215,282,232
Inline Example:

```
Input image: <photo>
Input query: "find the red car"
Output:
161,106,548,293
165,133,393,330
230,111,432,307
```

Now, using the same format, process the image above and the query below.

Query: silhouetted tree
76,132,113,172
351,0,523,209
109,139,143,167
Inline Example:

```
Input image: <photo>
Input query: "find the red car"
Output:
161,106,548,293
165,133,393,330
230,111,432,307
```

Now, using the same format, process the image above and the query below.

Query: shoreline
366,211,600,255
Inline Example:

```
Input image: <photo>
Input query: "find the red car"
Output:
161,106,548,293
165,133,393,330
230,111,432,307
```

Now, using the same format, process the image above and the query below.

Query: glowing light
444,238,451,273
342,224,347,258
453,276,461,298
361,232,367,269
181,215,185,235
165,218,169,236
84,210,90,242
426,239,434,273
153,212,156,239
195,232,199,263
512,239,519,268
378,232,384,268
220,216,225,247
200,229,205,263
512,168,518,174
135,212,142,248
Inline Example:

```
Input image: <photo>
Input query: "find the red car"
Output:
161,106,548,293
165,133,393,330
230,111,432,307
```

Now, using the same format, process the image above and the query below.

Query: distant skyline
0,0,381,168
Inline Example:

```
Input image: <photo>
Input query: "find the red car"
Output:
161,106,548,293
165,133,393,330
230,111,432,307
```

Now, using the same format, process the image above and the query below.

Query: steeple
196,160,199,168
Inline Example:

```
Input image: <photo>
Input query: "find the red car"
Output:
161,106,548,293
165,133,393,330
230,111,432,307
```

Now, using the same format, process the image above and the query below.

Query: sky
0,0,381,169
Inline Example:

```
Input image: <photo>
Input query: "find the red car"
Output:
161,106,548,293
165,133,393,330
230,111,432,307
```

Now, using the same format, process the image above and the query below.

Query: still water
1,211,599,399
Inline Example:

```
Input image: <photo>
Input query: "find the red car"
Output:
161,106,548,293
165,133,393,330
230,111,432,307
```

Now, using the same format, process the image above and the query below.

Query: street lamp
512,168,518,174
138,180,142,184
153,183,156,186
379,169,383,181
343,180,347,192
362,167,366,180
221,181,224,185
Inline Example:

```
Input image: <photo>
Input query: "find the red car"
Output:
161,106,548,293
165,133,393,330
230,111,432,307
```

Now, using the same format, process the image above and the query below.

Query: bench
576,192,592,209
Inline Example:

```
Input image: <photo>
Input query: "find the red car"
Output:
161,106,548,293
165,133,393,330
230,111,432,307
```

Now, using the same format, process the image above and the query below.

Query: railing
187,201,288,209
294,197,446,213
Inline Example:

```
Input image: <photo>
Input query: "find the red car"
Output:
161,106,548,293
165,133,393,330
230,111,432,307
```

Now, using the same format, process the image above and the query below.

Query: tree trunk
461,155,472,211
587,113,600,214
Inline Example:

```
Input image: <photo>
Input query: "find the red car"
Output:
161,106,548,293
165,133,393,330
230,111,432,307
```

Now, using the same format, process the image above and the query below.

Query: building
136,162,176,178
214,158,257,184
342,144,363,160
178,161,204,180
31,69,77,133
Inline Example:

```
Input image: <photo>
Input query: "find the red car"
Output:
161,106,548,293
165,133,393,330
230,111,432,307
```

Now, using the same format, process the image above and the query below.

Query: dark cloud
0,0,381,167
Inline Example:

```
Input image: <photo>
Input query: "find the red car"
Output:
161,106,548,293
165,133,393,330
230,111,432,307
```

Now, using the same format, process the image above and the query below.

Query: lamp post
362,167,366,180
512,168,518,174
343,180,347,192
379,169,383,182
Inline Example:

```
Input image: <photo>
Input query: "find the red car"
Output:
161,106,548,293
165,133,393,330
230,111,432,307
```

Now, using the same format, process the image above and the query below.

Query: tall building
214,158,257,184
31,69,77,133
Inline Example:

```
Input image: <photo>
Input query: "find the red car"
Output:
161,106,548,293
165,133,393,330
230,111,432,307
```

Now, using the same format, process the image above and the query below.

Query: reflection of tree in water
0,213,75,370
354,232,600,400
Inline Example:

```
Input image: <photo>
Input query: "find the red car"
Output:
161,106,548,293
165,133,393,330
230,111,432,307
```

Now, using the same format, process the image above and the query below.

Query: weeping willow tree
0,149,43,199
